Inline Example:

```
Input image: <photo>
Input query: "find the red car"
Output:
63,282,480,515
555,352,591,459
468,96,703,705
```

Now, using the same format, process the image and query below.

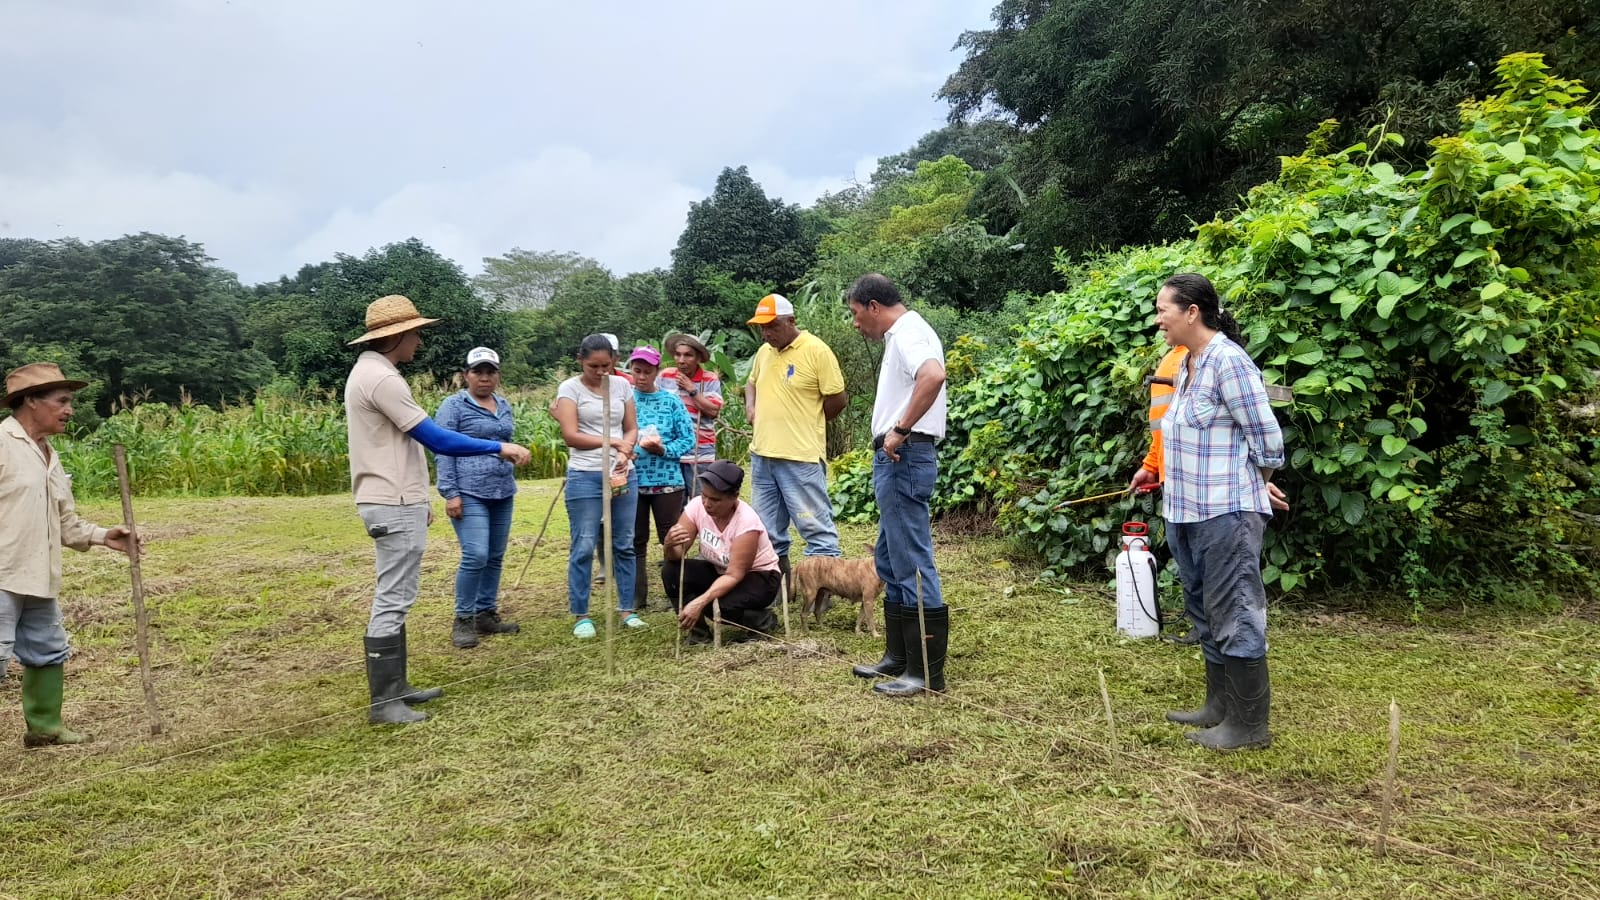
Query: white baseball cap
465,347,500,369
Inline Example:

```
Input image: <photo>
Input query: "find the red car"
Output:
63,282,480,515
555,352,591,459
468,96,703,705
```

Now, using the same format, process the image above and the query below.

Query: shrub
912,54,1600,599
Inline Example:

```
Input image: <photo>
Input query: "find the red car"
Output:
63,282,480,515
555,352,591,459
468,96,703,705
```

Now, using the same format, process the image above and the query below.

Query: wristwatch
688,389,698,397
892,425,913,437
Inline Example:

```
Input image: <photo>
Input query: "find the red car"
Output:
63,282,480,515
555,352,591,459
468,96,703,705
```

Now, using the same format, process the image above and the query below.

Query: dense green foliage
943,0,1600,294
668,166,817,319
840,54,1600,599
246,239,506,389
0,234,272,417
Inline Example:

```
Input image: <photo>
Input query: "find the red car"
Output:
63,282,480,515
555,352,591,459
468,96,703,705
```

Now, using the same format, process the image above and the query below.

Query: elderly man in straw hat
345,295,531,725
1,363,140,747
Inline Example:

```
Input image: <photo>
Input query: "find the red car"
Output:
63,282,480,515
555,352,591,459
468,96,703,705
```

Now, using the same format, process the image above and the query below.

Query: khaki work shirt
345,351,430,505
0,416,108,598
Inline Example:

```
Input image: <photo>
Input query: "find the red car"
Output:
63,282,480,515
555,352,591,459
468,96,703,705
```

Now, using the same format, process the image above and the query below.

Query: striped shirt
1161,332,1284,523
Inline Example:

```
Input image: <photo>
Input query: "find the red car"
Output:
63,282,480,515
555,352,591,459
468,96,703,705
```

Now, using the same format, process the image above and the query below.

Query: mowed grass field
1,479,1597,899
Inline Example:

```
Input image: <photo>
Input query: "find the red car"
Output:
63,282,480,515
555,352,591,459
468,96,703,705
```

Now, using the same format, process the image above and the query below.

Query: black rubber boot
874,606,948,696
399,626,442,703
452,616,480,649
365,634,428,724
475,610,520,635
1166,660,1226,727
1187,656,1272,751
851,601,906,678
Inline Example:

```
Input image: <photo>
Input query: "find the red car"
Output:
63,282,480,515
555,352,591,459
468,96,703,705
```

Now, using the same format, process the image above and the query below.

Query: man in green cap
0,363,140,747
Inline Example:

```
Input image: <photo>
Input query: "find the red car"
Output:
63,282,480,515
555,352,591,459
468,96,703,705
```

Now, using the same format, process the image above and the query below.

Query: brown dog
792,548,882,637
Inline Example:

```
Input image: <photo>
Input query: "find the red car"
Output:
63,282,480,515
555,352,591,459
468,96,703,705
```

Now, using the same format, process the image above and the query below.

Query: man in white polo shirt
841,274,950,697
345,294,530,725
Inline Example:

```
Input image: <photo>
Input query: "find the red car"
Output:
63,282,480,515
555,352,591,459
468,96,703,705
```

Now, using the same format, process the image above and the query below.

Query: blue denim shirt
632,388,696,489
435,391,518,500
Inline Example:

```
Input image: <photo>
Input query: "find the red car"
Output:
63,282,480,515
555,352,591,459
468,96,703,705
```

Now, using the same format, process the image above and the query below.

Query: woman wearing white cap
437,347,521,649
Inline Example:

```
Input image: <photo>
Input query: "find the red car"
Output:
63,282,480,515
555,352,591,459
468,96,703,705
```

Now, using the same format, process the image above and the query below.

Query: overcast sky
2,1,996,285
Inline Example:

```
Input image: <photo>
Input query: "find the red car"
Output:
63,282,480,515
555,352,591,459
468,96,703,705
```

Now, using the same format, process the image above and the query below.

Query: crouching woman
661,461,781,643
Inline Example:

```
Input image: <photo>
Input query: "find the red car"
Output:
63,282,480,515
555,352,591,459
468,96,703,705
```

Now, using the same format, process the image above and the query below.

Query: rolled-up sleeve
1220,357,1285,471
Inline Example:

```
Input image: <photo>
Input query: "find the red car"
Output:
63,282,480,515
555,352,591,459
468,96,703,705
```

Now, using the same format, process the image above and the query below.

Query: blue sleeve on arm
409,416,503,457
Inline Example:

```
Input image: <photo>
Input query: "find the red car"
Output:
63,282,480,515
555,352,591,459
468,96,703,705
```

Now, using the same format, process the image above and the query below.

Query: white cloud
1,0,998,283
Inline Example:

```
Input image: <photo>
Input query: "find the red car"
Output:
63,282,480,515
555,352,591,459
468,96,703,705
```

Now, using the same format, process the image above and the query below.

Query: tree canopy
247,238,504,389
0,233,272,417
942,0,1600,275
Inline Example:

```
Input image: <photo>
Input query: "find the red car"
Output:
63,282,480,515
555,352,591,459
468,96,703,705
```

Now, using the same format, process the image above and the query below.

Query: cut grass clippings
1,479,1597,898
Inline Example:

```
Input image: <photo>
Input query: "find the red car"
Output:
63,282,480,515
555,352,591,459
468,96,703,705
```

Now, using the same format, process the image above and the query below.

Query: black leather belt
872,432,936,451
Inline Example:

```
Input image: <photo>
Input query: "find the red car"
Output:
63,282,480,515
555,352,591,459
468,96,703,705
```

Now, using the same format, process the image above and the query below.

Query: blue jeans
872,442,943,609
750,454,841,560
565,469,638,617
449,494,514,618
0,590,71,670
1167,511,1269,664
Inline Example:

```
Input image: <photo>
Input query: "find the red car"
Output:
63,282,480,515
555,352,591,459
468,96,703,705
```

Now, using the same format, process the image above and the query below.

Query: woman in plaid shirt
1145,273,1285,752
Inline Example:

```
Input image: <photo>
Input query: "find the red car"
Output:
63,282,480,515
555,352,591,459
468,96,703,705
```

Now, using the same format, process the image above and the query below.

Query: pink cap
628,346,661,366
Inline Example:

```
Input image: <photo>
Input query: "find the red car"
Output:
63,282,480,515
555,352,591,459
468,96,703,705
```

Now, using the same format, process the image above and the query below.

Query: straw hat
3,362,89,408
664,332,710,363
347,295,440,345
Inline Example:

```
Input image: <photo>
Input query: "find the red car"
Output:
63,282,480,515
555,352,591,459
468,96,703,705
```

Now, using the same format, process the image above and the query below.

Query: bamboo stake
601,384,615,677
113,445,164,736
915,570,930,695
1377,700,1401,858
778,569,790,638
512,476,566,590
1097,669,1117,751
676,452,700,660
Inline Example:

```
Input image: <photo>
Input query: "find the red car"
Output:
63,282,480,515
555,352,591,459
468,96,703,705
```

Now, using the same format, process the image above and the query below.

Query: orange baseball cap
747,293,795,325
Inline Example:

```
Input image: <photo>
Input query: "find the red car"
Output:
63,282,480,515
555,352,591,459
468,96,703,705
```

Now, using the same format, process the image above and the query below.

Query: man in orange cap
345,295,531,725
0,363,140,747
744,293,846,576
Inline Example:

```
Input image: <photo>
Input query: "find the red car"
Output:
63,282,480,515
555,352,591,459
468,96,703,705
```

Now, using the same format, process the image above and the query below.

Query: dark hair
577,334,617,361
844,273,903,308
1162,273,1244,346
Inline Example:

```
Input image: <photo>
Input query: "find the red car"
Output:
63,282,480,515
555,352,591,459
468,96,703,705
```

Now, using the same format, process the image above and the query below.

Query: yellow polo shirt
747,331,845,462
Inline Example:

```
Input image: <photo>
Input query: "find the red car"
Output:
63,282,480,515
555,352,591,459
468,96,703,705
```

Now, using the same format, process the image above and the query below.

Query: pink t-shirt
683,497,780,574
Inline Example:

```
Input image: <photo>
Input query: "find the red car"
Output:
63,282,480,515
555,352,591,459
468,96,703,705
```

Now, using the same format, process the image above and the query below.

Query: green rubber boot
22,664,89,748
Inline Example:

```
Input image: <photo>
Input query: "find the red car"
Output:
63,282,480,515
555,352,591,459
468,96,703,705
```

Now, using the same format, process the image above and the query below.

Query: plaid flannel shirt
1160,332,1285,524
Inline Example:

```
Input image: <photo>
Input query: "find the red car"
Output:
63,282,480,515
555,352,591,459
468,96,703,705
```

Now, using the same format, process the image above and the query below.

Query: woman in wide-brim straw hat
1,362,140,747
659,332,724,491
343,294,532,726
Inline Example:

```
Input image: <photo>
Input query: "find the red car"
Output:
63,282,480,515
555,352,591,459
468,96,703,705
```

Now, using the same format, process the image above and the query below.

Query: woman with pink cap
626,346,696,611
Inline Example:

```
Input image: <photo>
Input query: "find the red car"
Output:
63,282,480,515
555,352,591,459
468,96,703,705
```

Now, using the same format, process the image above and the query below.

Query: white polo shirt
871,309,947,440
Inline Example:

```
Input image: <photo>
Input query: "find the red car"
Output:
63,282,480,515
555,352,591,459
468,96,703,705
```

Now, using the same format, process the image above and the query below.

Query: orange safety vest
1141,347,1188,482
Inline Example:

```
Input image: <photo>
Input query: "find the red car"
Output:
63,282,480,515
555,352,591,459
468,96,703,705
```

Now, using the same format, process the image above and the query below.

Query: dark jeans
634,489,687,609
1167,511,1269,664
661,559,780,627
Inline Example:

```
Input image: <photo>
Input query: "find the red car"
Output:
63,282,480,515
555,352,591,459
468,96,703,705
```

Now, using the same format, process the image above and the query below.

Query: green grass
2,480,1597,898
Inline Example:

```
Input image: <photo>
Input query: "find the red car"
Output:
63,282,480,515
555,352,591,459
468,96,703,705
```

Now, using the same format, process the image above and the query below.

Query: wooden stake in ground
1377,699,1401,857
601,385,616,677
512,476,567,590
1097,669,1117,751
778,569,789,638
675,451,700,660
113,445,164,736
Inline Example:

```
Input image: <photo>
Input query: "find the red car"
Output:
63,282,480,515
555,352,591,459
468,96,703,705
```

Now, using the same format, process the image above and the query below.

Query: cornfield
53,380,569,498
